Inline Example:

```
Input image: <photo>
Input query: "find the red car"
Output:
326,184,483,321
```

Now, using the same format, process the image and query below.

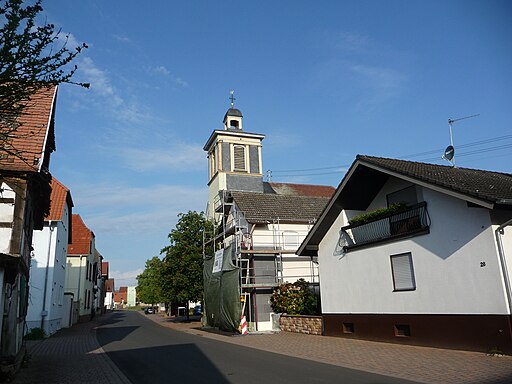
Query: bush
270,279,319,315
25,327,46,340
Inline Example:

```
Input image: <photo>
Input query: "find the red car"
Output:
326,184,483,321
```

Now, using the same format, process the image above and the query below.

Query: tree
160,211,214,317
136,257,166,306
0,0,88,159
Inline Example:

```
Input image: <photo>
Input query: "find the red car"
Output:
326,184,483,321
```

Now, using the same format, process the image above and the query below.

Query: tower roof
224,108,243,118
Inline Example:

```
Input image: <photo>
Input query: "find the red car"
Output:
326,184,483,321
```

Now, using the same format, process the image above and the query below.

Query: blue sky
40,1,511,288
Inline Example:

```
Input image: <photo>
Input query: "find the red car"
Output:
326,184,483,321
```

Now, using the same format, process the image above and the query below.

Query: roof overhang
203,130,265,151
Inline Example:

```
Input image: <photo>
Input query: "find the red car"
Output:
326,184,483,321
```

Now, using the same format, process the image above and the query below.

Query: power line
269,134,512,178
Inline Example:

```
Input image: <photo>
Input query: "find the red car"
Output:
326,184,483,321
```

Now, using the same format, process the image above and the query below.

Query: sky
36,0,512,288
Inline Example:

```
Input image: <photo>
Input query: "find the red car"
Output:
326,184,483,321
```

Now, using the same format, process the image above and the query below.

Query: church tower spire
203,92,265,219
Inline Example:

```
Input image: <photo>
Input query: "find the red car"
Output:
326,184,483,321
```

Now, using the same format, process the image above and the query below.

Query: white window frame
390,252,416,291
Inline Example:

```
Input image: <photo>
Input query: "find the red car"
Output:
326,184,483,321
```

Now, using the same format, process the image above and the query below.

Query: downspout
495,218,512,314
77,255,85,315
41,220,54,329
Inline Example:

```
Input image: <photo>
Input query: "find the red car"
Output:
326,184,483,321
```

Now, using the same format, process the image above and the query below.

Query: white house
203,99,334,332
66,214,97,323
298,155,512,353
27,177,73,336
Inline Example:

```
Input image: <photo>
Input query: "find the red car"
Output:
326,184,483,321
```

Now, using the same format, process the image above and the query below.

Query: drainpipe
495,218,512,314
77,255,85,315
41,221,54,329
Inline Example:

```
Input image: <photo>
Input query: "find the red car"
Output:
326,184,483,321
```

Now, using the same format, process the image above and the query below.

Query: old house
0,85,57,373
298,155,512,353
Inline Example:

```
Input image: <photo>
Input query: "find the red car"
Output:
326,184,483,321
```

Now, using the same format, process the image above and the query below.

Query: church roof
230,190,331,223
224,108,243,118
264,182,335,197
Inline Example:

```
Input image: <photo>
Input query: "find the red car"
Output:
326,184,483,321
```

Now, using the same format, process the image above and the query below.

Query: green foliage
348,203,406,226
159,211,214,304
270,279,319,315
136,257,166,305
0,0,88,158
24,327,46,340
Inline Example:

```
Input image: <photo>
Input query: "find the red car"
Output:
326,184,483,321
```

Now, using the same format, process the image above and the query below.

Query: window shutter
391,253,416,291
233,145,246,171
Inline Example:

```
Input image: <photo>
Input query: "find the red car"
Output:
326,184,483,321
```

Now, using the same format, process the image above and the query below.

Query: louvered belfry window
390,252,416,291
233,145,246,171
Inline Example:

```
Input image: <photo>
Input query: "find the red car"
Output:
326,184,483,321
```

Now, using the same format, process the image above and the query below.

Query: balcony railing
340,202,430,252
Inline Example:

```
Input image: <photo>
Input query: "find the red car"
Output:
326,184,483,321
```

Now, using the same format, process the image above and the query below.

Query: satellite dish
443,145,455,161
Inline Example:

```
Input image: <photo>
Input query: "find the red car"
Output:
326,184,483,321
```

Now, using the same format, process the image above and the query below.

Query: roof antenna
443,114,480,167
229,90,236,108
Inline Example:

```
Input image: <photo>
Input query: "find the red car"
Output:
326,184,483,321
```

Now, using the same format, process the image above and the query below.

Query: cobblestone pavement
146,312,512,384
13,314,130,384
12,311,512,384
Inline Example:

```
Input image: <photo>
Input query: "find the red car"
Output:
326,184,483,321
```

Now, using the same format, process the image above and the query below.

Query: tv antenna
443,113,480,166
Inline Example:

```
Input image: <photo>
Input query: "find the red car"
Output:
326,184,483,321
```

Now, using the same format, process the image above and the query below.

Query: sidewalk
13,314,130,384
147,313,512,384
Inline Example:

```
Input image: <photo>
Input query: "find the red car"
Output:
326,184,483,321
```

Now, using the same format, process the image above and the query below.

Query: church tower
203,92,265,219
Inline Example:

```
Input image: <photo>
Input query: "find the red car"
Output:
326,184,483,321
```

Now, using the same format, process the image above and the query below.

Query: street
97,311,413,384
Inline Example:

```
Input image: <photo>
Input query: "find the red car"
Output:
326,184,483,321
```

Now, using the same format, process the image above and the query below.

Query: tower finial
229,90,236,108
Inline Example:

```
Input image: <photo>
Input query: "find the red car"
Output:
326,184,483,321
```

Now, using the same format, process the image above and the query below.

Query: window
390,252,416,291
233,145,246,171
387,186,417,207
282,231,300,250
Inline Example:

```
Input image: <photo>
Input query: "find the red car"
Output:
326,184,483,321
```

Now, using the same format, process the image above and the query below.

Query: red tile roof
102,262,109,277
68,214,94,255
0,85,57,172
105,279,114,292
47,177,73,221
266,182,335,197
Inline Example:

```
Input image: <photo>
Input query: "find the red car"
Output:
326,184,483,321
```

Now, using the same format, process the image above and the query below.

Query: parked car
144,307,154,314
193,305,202,316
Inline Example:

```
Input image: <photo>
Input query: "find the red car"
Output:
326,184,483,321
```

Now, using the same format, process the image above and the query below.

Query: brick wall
280,315,322,335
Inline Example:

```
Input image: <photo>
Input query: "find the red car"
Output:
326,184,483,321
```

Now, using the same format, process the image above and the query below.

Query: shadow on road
103,343,230,383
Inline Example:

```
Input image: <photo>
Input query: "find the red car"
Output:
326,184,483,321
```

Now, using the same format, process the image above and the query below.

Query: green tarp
203,245,241,332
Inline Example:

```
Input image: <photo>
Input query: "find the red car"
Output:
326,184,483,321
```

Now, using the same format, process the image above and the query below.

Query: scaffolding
204,190,319,332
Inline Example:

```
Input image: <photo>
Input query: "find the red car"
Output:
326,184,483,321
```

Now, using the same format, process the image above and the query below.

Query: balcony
340,202,430,252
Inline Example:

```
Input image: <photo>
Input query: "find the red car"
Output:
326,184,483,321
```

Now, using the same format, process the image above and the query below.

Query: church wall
249,145,260,174
226,174,264,193
222,142,230,172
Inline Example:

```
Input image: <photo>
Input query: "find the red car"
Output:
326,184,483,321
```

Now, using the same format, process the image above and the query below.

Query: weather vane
229,90,236,108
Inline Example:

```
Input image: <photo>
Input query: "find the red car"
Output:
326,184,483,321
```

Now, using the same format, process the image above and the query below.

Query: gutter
495,218,512,313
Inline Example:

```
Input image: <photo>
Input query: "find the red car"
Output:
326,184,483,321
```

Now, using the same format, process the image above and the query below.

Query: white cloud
71,183,207,233
335,32,372,53
350,64,406,96
110,268,143,289
114,143,204,172
112,34,131,43
148,65,189,87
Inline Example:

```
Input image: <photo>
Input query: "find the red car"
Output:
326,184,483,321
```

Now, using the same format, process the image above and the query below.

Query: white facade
318,181,510,316
27,208,70,335
65,250,95,320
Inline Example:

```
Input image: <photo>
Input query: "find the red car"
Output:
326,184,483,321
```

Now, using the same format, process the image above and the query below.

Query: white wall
318,183,509,315
27,204,70,335
0,183,15,253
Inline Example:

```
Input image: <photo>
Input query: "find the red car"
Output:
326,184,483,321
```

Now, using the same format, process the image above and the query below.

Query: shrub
348,203,406,226
270,279,319,315
25,327,46,340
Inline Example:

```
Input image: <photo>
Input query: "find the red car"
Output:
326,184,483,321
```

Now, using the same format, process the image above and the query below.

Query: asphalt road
96,311,415,384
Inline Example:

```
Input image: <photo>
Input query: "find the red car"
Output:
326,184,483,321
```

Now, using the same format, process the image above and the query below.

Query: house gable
298,155,512,256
